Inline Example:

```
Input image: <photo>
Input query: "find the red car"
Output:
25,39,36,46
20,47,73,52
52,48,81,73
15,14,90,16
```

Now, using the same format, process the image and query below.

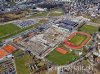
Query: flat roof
58,20,78,30
59,20,78,26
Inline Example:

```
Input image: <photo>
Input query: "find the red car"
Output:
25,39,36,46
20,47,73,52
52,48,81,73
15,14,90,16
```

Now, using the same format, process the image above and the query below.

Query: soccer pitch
0,23,21,37
64,32,91,49
68,33,87,46
46,49,79,65
79,25,98,34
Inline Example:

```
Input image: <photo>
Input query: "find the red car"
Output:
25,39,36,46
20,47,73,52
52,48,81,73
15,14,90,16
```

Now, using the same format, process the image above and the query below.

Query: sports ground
64,32,91,49
0,23,21,37
0,19,47,41
46,48,79,65
0,45,16,59
46,43,80,65
46,31,91,65
79,24,98,34
68,33,87,46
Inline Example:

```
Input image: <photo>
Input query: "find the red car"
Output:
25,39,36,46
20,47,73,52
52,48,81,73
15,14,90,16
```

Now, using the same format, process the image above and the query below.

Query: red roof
3,45,16,53
0,49,8,59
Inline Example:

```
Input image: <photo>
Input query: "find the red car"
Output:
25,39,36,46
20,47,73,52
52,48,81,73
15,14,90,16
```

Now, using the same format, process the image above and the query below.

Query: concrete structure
56,19,79,31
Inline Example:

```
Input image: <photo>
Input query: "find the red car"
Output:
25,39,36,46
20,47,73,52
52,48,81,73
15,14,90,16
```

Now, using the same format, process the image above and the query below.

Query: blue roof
58,20,78,30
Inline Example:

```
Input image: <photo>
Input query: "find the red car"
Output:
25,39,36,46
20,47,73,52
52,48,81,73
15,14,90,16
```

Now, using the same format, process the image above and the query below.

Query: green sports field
0,19,47,41
46,49,79,65
0,23,21,37
68,33,87,46
79,25,98,34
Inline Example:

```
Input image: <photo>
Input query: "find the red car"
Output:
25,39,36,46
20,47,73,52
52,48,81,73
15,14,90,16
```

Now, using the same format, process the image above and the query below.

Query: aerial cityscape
0,0,100,74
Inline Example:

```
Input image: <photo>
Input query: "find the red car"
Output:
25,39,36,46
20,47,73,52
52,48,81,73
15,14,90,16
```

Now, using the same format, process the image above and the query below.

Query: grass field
79,25,98,34
0,23,21,37
46,49,79,65
13,50,46,74
82,14,100,24
91,17,100,24
15,54,32,74
0,19,47,41
29,8,64,18
31,12,48,18
68,33,87,46
48,9,64,16
13,50,32,74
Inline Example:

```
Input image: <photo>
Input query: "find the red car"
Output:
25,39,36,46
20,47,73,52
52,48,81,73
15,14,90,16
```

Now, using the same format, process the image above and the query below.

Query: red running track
64,32,91,49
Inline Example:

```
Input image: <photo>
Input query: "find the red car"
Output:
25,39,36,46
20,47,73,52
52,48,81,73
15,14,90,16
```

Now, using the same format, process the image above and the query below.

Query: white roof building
72,16,90,23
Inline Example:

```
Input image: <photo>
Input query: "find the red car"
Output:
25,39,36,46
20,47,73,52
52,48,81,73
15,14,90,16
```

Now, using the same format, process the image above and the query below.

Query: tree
98,26,100,31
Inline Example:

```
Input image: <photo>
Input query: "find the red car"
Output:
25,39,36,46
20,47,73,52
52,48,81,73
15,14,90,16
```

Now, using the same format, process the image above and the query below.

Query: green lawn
68,34,87,46
0,23,21,37
0,19,47,41
91,17,100,24
79,25,98,34
15,55,32,74
82,14,100,24
29,8,64,18
13,50,32,74
30,12,48,18
46,50,79,65
13,50,46,74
